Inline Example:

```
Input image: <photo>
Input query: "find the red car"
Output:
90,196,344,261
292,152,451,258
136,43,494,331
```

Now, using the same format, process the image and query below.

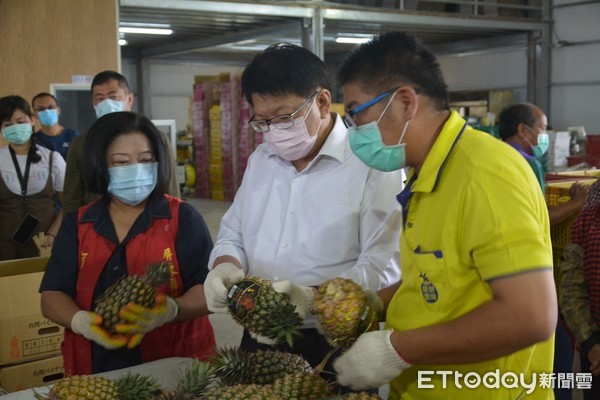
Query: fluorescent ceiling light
120,22,171,29
119,27,173,35
119,39,128,46
336,37,373,44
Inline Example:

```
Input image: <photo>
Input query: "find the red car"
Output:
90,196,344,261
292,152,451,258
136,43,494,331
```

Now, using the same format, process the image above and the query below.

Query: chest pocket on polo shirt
303,202,359,262
410,246,450,314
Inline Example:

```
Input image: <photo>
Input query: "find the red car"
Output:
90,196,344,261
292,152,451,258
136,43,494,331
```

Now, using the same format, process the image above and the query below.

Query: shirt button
112,265,119,271
407,222,413,228
273,276,279,281
281,243,287,248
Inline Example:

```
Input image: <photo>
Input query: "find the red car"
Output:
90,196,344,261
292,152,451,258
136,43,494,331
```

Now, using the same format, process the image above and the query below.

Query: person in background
0,95,65,260
560,179,600,400
40,112,215,375
499,103,589,226
204,43,403,383
499,102,589,400
331,31,556,399
62,70,180,216
31,92,79,160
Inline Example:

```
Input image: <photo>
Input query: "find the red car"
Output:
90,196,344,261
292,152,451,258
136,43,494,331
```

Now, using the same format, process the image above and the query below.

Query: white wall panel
439,49,527,91
550,85,600,132
553,3,600,42
551,43,600,83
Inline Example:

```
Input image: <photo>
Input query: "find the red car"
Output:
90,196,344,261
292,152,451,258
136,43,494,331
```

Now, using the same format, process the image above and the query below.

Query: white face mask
94,99,125,119
263,98,322,161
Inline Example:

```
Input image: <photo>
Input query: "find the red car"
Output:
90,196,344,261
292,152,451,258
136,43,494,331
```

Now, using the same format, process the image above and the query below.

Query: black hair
31,92,58,107
0,95,41,163
498,103,537,141
91,70,130,92
241,43,331,105
83,112,169,202
338,31,449,110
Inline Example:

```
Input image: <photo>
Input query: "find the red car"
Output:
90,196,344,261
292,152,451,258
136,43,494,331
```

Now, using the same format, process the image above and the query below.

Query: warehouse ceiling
119,0,546,64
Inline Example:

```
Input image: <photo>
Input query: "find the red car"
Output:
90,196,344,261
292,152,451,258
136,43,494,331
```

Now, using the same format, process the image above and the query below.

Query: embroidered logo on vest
419,273,439,303
80,252,88,269
163,247,179,293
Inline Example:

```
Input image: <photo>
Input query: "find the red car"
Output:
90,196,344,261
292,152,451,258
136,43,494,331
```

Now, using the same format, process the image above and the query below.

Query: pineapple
203,372,332,400
269,372,333,399
202,383,274,400
313,278,379,348
211,347,312,385
227,277,302,347
94,261,172,332
34,372,159,400
326,393,383,399
152,359,216,400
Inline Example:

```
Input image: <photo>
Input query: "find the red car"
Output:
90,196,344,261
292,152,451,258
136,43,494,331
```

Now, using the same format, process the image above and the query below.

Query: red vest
62,196,216,375
571,204,600,327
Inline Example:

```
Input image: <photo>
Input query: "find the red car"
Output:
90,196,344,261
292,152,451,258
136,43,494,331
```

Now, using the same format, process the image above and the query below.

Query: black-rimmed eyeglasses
249,91,318,134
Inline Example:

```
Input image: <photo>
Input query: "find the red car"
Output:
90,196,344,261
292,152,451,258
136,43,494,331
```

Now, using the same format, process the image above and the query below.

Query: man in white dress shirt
204,43,403,381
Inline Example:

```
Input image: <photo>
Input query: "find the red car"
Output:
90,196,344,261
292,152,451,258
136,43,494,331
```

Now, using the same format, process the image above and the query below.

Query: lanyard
8,145,32,201
396,120,468,230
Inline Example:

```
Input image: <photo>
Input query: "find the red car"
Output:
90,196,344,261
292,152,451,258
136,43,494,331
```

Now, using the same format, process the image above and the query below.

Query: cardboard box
0,355,64,392
0,257,64,366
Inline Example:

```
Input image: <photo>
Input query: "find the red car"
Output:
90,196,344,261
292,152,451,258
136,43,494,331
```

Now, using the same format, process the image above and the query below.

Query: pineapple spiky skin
35,376,119,400
270,372,333,400
34,372,159,400
212,347,312,385
94,261,172,332
227,277,302,347
313,278,378,348
326,393,383,399
203,383,274,400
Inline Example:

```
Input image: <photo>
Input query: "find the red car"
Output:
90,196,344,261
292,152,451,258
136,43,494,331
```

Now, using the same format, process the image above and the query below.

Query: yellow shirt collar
408,111,468,193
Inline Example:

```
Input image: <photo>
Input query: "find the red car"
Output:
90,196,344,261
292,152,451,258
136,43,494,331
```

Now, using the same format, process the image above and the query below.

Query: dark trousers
554,314,575,400
579,352,600,400
240,328,361,394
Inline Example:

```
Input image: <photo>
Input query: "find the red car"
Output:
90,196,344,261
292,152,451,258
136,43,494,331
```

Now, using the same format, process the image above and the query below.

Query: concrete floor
187,197,244,350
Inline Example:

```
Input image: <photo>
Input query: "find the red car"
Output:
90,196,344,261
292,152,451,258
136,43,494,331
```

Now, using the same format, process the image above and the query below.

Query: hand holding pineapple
204,262,245,312
70,311,129,349
115,293,180,348
270,280,315,319
334,329,411,390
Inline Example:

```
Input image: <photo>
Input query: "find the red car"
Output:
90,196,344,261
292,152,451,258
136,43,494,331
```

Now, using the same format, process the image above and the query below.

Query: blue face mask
348,93,410,172
2,123,33,145
95,99,125,119
37,109,59,127
108,162,158,205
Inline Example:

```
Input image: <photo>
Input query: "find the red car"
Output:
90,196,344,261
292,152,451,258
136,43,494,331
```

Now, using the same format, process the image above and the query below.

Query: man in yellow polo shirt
333,31,557,399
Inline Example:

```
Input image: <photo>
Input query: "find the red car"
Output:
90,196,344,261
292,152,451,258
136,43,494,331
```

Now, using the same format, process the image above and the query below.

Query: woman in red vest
40,112,216,375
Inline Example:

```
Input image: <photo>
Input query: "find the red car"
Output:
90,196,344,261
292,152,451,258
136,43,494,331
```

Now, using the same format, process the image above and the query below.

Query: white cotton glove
204,262,245,313
70,311,128,350
271,280,315,319
334,329,411,390
250,331,279,346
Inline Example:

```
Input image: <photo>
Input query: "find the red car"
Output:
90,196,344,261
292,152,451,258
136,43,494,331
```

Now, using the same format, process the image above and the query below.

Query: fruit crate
546,179,597,299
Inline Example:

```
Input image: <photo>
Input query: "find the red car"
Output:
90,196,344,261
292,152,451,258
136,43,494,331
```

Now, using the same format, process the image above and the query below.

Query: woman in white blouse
0,95,65,260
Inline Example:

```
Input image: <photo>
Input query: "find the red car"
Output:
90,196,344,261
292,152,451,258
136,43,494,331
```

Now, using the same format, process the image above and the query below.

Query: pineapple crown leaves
175,359,217,396
210,346,253,385
142,261,173,287
115,372,161,400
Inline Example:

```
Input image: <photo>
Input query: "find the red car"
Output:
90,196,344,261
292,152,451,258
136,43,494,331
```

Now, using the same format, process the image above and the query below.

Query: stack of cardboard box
0,257,64,392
